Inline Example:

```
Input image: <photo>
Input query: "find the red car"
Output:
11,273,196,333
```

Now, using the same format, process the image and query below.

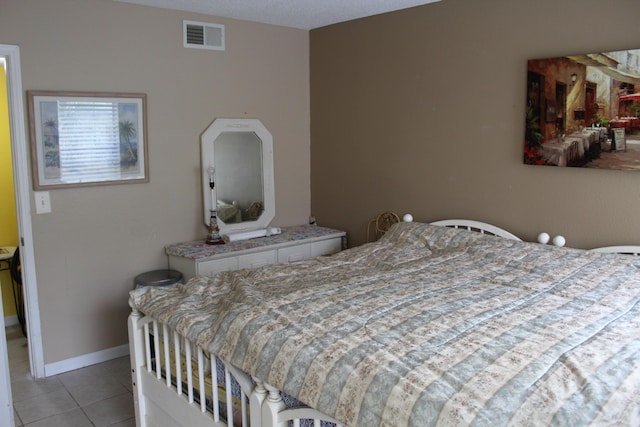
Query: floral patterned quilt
130,222,640,426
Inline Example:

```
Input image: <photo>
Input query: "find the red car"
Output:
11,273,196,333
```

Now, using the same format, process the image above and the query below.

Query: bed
590,246,640,256
128,219,640,426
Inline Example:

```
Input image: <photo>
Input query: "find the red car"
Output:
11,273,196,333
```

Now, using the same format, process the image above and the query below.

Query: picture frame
524,48,640,170
27,91,148,189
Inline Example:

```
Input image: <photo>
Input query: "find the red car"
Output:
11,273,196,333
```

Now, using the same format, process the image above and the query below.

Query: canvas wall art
525,49,640,171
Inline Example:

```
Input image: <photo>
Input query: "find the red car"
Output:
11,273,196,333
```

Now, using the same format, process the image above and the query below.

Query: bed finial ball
552,235,566,247
537,232,550,244
402,214,413,223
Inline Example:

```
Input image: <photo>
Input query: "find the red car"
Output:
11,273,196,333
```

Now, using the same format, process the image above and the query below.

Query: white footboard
128,306,256,427
258,381,346,427
129,306,346,427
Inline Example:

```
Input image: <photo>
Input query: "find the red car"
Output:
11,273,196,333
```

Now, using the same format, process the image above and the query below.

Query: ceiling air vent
183,20,225,51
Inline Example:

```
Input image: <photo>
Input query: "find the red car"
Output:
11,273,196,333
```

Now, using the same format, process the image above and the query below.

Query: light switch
34,191,51,214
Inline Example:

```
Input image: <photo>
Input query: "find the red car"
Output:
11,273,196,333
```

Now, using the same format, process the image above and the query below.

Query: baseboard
44,344,129,377
3,316,18,327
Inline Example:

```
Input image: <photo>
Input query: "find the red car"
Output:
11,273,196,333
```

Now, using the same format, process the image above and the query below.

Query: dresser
166,225,346,280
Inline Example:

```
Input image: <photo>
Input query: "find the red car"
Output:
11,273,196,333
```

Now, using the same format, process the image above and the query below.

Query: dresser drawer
278,244,311,263
238,250,276,269
196,250,276,276
198,257,239,276
311,237,342,257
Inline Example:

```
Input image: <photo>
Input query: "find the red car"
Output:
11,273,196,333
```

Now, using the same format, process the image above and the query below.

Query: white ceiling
114,0,441,30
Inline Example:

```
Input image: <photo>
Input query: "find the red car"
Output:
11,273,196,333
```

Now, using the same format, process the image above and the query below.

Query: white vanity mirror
201,118,275,235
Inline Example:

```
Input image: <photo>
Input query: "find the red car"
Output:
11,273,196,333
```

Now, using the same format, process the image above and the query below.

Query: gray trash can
134,269,183,289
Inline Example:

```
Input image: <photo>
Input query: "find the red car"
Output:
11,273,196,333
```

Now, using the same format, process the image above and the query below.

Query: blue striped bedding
130,222,640,426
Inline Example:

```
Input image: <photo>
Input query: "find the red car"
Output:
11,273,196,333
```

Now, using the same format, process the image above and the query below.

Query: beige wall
0,0,310,364
4,0,640,368
310,0,640,248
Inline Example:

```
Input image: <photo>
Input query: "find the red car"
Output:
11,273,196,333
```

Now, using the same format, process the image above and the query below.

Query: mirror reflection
201,118,275,236
214,132,264,224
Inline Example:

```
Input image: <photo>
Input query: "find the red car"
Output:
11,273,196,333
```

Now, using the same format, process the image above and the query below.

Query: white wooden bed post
128,303,147,427
262,383,287,427
250,378,267,427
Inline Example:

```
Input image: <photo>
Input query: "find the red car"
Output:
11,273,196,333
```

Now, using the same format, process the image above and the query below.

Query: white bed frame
429,219,521,241
128,306,346,427
430,219,571,247
590,245,640,255
126,218,555,427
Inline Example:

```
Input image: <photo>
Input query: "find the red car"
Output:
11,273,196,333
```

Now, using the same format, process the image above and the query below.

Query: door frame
1,44,45,378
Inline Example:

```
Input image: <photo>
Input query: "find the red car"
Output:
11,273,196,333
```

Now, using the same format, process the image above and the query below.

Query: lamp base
206,209,224,245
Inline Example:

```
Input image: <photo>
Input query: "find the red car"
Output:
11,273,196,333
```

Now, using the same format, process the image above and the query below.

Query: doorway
0,45,44,384
555,82,567,134
585,82,597,125
1,58,22,336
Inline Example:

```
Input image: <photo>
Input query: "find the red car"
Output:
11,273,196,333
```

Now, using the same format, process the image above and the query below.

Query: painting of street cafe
525,48,640,171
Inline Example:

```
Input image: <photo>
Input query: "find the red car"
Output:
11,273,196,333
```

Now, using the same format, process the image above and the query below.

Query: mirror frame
201,118,275,235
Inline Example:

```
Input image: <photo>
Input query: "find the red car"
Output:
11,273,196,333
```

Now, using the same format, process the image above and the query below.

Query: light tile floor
6,325,135,427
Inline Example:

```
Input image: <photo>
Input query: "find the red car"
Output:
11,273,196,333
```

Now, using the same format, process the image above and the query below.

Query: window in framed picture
27,91,148,189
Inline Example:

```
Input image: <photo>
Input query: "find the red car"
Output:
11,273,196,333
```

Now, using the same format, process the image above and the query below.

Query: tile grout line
6,325,135,427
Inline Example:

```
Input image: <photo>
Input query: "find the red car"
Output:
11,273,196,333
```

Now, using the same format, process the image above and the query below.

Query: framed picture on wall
27,91,148,189
524,48,640,169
